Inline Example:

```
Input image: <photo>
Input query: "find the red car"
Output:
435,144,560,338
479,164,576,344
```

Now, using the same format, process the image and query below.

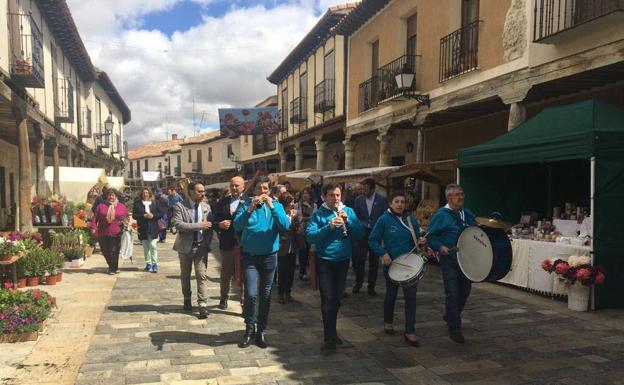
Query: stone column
315,139,327,171
14,107,32,232
377,128,393,167
36,134,46,197
294,144,303,171
67,145,73,167
508,102,526,131
52,138,60,194
280,155,287,172
343,136,354,170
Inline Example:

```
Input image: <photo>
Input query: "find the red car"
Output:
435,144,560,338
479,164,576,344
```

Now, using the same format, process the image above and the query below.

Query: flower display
219,108,280,137
0,288,56,335
0,237,26,257
541,255,605,286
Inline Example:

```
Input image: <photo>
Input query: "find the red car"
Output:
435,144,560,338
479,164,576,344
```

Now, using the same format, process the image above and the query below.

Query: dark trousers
242,253,277,333
298,244,310,274
318,258,349,342
440,256,472,333
219,248,236,300
384,272,417,333
278,253,296,295
99,235,121,272
353,228,379,288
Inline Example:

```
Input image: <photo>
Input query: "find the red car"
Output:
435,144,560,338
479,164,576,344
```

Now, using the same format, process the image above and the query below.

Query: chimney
171,134,178,140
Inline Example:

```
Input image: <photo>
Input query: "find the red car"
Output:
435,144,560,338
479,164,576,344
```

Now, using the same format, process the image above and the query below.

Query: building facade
0,0,130,231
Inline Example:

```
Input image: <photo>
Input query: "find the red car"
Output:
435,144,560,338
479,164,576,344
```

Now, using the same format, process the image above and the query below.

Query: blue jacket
427,206,476,260
233,198,291,256
353,193,388,229
306,205,365,262
368,210,421,272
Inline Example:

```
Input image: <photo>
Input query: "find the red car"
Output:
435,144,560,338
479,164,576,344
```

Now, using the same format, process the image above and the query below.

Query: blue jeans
440,256,472,333
384,272,417,333
242,253,277,333
317,258,350,342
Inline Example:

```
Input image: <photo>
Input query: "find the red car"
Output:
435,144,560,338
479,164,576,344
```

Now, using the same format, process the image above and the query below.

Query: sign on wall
218,107,280,138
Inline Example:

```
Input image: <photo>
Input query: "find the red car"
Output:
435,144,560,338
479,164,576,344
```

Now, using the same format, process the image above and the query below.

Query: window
95,98,102,130
129,162,133,178
324,50,335,80
371,40,379,77
227,144,233,158
144,159,148,171
461,0,479,26
196,150,202,170
281,87,288,130
300,72,307,100
208,147,213,162
188,149,191,162
253,134,277,155
406,13,417,57
0,167,5,209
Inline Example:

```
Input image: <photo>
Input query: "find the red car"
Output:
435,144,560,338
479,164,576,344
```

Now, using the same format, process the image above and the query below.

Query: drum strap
407,217,419,250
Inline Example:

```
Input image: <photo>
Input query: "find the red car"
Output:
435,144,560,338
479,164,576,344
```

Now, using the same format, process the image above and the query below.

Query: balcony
289,97,307,124
358,76,379,113
94,125,110,149
79,108,92,138
135,170,141,178
192,161,202,173
439,20,480,82
164,166,170,175
534,0,624,42
174,166,181,177
111,134,121,154
378,55,417,102
8,12,44,88
54,77,74,123
314,79,335,113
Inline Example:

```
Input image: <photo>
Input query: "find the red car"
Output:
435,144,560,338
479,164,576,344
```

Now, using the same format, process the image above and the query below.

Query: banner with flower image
218,107,279,138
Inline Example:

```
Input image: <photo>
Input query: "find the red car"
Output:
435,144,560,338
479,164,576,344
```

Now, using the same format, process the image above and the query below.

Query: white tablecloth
499,239,591,295
553,219,582,237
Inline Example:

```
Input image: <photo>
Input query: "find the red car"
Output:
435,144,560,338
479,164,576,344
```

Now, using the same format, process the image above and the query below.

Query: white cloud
66,0,347,148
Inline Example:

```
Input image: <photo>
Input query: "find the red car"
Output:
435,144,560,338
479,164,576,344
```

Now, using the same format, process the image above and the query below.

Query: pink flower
554,261,569,275
595,272,605,285
223,113,235,126
576,268,591,281
541,259,553,272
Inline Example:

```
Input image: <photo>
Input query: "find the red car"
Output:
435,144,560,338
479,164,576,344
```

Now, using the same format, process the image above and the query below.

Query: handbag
157,218,167,230
120,231,134,261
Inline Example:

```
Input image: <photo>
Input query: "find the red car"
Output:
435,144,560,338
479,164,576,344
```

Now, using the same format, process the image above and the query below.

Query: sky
66,0,343,148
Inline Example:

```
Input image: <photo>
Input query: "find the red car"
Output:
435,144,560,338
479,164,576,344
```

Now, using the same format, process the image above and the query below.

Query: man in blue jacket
233,175,290,349
427,184,476,344
307,183,364,352
352,178,388,296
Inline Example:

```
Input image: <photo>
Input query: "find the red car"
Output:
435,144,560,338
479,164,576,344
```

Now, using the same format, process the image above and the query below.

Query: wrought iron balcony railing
174,166,181,176
358,76,379,113
54,77,74,123
378,55,416,102
94,124,110,149
314,79,335,113
289,97,307,124
534,0,624,41
439,20,480,82
192,161,202,173
135,170,141,178
8,12,44,88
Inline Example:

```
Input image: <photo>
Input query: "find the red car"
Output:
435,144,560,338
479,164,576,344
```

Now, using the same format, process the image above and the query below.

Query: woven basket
567,283,590,311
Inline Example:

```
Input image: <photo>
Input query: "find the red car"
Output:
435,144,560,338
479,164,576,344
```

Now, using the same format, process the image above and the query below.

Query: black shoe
334,336,343,345
198,307,209,319
449,331,465,344
255,332,268,349
404,333,420,347
218,299,228,310
367,287,377,296
321,341,336,352
238,328,256,348
183,299,192,311
352,284,361,294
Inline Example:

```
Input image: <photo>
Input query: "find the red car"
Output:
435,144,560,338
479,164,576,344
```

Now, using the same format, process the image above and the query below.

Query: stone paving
75,238,624,385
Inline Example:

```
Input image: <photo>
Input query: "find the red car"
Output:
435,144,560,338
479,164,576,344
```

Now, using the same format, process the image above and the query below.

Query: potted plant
0,236,25,262
15,259,27,288
541,255,606,311
21,252,39,287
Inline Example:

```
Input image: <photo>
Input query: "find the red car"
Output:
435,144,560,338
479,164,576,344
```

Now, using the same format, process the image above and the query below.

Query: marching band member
368,191,424,347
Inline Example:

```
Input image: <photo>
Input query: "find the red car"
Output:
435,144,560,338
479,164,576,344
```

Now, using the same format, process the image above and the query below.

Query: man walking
172,181,214,319
213,176,246,310
352,178,387,296
427,184,476,343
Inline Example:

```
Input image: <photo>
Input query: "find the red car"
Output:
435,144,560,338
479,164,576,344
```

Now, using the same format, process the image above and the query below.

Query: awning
205,181,230,190
389,163,445,185
323,166,399,184
142,171,161,182
44,167,107,202
285,170,343,184
268,169,315,184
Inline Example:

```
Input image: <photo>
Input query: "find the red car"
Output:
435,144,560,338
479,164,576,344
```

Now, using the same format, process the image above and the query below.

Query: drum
457,226,512,282
388,253,427,287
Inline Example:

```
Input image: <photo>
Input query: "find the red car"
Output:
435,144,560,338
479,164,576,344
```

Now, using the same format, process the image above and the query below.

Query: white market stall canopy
322,166,399,184
205,181,230,190
107,177,126,191
142,171,161,182
45,167,108,202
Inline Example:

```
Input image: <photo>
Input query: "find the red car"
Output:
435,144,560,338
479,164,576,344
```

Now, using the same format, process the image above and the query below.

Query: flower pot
26,277,39,287
55,272,63,282
568,283,590,311
0,253,13,262
39,276,47,285
17,278,26,288
46,275,57,286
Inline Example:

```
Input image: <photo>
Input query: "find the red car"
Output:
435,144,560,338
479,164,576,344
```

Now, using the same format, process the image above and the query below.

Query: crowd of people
89,176,476,351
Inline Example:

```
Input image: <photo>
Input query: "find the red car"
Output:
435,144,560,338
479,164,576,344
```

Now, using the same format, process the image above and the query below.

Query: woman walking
233,176,290,349
277,193,298,304
133,188,164,273
296,187,317,280
92,189,129,275
368,191,424,347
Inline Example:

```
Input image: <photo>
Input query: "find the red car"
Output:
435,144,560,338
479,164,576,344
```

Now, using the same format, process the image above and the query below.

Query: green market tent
458,99,624,309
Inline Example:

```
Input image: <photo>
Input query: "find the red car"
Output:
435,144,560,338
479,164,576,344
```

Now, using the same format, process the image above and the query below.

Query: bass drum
457,226,512,282
388,253,427,287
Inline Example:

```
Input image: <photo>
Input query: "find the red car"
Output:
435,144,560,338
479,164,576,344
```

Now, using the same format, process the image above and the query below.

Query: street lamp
229,153,242,172
394,62,430,107
104,115,114,133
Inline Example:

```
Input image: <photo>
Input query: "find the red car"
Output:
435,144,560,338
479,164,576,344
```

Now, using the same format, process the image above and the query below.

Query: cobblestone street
72,239,624,385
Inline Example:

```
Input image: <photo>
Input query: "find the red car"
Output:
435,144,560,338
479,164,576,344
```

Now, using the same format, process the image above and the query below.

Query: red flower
576,268,591,281
131,222,137,229
554,261,569,275
595,272,605,285
541,259,553,272
2,280,14,290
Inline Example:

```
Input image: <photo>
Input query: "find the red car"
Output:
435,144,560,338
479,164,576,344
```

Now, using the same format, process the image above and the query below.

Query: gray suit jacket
172,199,214,254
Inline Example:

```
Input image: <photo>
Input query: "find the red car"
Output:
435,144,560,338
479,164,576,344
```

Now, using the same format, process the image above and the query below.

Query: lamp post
229,153,242,173
394,62,430,107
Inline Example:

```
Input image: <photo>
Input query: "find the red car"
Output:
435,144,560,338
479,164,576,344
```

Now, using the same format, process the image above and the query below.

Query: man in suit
172,181,214,319
213,176,246,310
352,178,388,296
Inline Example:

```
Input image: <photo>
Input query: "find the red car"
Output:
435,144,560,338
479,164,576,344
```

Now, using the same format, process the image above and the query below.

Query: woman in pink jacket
92,188,129,274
